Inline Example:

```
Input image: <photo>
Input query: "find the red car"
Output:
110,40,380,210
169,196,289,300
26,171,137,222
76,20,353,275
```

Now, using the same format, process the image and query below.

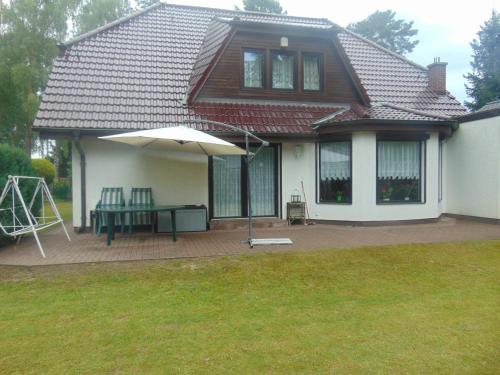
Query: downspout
73,132,86,233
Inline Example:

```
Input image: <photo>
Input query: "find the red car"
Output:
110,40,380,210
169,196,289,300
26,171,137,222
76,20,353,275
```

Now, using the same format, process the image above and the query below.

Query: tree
0,0,78,154
136,0,159,9
347,10,419,56
236,0,286,14
464,10,500,111
73,0,133,35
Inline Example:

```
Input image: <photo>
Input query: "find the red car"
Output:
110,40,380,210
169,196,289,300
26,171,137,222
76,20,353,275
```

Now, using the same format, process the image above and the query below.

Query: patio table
95,204,192,246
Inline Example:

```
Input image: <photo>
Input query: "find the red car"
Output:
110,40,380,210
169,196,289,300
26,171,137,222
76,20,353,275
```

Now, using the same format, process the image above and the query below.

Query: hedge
0,144,41,246
32,158,56,186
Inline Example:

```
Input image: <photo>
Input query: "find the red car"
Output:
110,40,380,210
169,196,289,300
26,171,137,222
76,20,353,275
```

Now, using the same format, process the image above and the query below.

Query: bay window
318,141,352,203
377,140,424,203
272,51,295,89
303,53,322,91
243,49,264,88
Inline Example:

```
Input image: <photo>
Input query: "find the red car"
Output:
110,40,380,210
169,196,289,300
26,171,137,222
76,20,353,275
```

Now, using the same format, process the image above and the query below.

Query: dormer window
303,53,322,91
243,49,264,88
272,51,296,89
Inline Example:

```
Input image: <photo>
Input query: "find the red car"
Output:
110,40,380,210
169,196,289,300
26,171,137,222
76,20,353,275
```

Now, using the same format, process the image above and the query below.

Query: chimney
427,57,447,94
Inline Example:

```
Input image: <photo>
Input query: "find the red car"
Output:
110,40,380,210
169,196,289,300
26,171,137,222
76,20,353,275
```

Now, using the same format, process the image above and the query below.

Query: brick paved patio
0,217,499,266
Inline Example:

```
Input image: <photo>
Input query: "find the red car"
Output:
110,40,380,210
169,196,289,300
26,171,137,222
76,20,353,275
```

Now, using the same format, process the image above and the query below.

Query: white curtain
303,54,320,90
244,51,263,88
378,141,420,179
249,147,275,216
320,142,351,180
213,155,241,217
272,53,294,89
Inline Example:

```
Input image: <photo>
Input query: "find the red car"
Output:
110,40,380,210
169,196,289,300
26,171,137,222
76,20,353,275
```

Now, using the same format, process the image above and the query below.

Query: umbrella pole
245,133,253,246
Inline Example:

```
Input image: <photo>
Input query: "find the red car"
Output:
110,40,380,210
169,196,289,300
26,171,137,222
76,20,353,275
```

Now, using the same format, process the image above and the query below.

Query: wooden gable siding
198,31,361,103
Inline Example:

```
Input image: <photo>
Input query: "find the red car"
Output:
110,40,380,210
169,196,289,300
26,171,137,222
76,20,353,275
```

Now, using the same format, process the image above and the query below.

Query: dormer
186,18,368,105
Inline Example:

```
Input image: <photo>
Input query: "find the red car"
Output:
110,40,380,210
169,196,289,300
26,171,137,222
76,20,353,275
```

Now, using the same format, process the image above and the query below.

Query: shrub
53,179,71,200
0,144,40,246
31,158,56,186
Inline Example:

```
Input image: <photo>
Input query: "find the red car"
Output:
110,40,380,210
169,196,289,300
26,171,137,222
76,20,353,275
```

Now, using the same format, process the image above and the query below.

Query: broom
301,180,315,225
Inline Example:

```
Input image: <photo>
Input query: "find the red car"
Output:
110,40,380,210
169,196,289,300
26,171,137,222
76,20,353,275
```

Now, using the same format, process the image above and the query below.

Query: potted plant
336,191,344,202
380,184,393,201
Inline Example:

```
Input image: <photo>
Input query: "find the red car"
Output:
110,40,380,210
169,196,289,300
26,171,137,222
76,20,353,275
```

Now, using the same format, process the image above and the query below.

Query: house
34,2,500,230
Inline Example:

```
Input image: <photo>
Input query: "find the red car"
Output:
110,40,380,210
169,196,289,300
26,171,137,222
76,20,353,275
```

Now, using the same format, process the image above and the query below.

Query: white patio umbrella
99,126,246,156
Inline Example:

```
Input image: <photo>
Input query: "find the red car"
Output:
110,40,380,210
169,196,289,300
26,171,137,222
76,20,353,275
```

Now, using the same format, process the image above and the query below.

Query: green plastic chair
128,187,155,233
96,187,125,236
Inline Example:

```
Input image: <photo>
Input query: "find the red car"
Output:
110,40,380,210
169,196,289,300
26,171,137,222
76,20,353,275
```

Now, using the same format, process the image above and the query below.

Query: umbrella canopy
99,126,246,156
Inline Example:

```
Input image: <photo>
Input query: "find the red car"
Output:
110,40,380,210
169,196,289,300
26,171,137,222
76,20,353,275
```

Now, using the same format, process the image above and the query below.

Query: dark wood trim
331,35,370,105
375,139,426,205
240,47,266,90
241,154,248,217
314,217,440,227
316,139,353,204
376,132,430,141
208,156,214,220
457,108,500,123
278,143,283,219
317,121,454,136
209,143,280,219
301,51,324,92
443,213,500,225
189,28,237,104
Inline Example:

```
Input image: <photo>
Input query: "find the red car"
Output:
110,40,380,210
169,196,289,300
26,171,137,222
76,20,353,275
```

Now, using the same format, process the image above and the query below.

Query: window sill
317,201,352,205
376,201,425,205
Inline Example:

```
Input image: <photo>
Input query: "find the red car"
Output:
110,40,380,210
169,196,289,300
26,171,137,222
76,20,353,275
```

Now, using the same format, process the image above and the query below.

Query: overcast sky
170,0,499,105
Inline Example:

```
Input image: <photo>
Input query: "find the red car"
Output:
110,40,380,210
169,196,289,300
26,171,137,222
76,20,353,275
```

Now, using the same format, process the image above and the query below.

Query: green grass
0,241,499,374
43,199,72,223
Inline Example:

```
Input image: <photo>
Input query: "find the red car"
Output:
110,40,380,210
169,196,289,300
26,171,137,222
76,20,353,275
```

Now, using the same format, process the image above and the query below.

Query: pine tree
464,10,500,110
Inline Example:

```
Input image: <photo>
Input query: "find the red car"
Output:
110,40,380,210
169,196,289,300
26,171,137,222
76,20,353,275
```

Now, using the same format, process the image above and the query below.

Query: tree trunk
24,122,32,157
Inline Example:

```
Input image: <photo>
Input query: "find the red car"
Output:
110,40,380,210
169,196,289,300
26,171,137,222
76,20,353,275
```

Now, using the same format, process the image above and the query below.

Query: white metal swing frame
0,175,70,258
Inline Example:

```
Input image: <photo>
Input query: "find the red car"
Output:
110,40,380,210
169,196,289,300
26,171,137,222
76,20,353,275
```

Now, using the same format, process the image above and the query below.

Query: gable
197,29,363,104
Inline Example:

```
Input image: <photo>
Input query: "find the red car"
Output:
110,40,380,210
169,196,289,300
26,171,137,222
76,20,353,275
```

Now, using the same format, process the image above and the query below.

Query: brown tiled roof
314,103,452,127
190,102,341,134
35,2,465,134
337,31,466,117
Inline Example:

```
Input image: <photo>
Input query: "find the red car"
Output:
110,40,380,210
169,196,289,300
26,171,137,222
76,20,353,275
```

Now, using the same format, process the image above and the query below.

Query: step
210,218,288,231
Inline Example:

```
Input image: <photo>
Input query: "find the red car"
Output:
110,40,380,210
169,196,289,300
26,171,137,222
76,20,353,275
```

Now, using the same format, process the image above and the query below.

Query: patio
1,217,500,266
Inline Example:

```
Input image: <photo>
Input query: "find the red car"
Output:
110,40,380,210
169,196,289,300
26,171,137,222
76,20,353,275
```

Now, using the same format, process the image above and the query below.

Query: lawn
43,199,72,223
0,241,499,374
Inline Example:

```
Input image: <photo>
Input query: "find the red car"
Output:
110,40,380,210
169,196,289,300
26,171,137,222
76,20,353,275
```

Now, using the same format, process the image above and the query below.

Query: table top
96,204,203,213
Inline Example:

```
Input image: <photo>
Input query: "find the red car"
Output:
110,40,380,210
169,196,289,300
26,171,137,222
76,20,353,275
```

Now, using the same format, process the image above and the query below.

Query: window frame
302,52,324,92
316,140,353,205
375,138,426,205
241,48,266,90
270,49,297,91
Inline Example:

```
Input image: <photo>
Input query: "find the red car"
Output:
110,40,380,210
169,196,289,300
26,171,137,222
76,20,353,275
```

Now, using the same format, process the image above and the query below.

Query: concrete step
210,218,287,231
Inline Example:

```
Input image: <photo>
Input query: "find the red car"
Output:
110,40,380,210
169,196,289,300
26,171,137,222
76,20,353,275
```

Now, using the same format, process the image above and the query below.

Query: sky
169,0,499,105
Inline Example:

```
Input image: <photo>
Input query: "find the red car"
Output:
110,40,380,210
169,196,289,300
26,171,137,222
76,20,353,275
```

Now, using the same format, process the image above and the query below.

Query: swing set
0,175,70,258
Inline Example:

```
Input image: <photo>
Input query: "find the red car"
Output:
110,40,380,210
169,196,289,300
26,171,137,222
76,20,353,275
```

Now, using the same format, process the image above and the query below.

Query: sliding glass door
211,145,278,218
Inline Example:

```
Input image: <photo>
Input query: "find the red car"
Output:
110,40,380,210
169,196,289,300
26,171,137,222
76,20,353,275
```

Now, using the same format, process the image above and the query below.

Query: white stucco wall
72,137,208,228
281,132,442,222
73,131,443,227
445,116,500,219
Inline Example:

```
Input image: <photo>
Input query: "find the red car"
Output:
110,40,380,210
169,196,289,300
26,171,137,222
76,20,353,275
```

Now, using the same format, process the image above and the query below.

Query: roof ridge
340,28,428,72
163,2,335,25
61,2,163,47
379,102,451,120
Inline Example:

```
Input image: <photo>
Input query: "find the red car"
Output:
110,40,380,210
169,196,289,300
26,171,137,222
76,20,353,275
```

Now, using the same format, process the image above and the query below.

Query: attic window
272,51,296,90
243,49,264,88
303,53,322,91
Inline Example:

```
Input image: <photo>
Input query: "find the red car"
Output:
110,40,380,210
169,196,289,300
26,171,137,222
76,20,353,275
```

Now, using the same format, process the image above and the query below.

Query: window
243,49,264,88
318,141,352,203
377,141,424,203
303,53,322,91
272,51,295,89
